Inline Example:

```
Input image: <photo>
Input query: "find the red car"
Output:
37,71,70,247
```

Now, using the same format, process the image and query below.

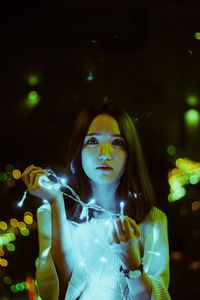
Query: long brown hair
65,103,155,223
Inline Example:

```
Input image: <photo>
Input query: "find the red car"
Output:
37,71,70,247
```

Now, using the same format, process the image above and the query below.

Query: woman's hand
109,216,142,270
21,164,63,202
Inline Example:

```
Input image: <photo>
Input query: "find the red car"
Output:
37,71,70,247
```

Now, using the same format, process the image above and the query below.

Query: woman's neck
90,181,120,212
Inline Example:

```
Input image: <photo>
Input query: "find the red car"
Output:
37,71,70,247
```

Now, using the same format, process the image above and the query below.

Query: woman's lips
96,165,113,170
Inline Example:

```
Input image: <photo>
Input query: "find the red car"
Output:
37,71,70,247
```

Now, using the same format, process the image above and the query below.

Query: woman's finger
125,216,141,238
22,165,45,188
114,218,126,242
29,171,46,187
110,221,120,244
123,217,134,240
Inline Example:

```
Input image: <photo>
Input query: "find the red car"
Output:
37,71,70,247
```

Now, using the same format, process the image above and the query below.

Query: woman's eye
112,139,125,147
86,137,98,145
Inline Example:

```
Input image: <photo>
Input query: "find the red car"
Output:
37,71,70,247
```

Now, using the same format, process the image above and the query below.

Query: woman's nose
98,143,112,161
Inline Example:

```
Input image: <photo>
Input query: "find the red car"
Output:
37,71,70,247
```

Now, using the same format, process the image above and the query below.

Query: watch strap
120,263,143,278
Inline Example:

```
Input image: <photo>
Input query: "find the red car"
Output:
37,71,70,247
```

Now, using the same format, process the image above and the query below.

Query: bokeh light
194,32,200,40
167,145,176,156
10,285,18,293
24,212,33,225
0,249,5,256
26,91,41,107
6,243,16,252
17,221,26,229
86,72,94,81
0,258,8,267
10,218,18,227
7,178,16,188
186,95,198,106
168,187,186,202
12,169,21,180
27,74,39,86
192,200,200,211
0,221,8,230
3,276,12,284
184,109,200,127
20,228,30,236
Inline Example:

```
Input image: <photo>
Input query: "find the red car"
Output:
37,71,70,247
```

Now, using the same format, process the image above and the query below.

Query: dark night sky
0,0,200,299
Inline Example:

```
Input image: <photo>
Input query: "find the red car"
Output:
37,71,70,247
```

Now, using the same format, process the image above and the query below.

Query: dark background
0,0,200,299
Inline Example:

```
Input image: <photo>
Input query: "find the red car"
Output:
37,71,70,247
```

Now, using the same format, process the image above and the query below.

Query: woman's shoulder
142,206,167,225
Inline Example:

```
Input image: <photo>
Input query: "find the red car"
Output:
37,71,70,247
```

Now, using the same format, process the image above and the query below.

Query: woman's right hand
21,164,63,202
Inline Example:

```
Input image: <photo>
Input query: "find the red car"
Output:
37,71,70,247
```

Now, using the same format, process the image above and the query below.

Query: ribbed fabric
36,204,171,300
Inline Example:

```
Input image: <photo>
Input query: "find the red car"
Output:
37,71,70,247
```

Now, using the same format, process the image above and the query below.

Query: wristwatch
120,263,143,279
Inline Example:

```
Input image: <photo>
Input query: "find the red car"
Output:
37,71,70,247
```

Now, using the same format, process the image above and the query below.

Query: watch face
128,270,142,279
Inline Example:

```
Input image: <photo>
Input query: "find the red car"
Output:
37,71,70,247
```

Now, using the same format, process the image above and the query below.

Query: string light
18,169,128,220
120,201,125,216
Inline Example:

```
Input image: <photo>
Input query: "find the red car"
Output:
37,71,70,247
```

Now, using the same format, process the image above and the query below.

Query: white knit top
36,203,171,299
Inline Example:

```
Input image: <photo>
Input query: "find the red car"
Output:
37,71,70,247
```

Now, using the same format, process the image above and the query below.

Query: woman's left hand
109,216,142,270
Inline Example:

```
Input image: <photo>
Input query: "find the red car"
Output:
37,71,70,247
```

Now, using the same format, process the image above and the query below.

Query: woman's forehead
87,114,121,134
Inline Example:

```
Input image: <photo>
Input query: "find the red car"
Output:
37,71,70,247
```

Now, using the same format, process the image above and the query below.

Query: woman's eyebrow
86,133,123,137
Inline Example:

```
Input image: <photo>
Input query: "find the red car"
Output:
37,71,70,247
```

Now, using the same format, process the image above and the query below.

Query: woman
22,103,170,299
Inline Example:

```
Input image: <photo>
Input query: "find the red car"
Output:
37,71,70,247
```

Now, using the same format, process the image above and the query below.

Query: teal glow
186,95,198,106
87,72,94,81
167,145,176,156
26,91,40,107
184,109,200,127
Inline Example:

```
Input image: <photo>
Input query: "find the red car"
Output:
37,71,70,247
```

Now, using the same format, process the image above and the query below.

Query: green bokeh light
194,32,200,40
20,228,29,236
3,276,12,284
189,175,199,185
26,91,40,108
16,283,25,291
168,187,186,202
6,243,15,252
28,74,39,86
10,285,18,293
167,145,176,156
184,109,200,127
186,95,198,106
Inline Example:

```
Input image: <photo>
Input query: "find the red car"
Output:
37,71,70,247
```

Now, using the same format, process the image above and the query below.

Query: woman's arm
50,194,75,298
109,210,170,300
22,165,75,299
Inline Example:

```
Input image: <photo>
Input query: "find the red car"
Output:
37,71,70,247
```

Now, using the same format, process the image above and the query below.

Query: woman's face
81,114,127,186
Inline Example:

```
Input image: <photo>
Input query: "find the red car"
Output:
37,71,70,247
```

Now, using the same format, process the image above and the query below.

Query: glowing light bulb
120,201,124,216
60,177,67,185
38,175,61,190
100,256,107,263
17,190,27,207
88,198,96,204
